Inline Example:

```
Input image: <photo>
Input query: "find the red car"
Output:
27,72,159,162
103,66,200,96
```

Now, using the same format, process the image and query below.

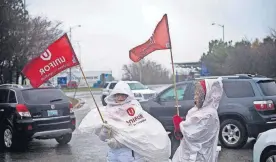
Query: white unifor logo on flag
40,49,52,61
149,35,155,44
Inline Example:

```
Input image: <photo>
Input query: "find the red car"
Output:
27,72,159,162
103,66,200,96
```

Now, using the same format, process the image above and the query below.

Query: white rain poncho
79,81,171,162
172,78,223,162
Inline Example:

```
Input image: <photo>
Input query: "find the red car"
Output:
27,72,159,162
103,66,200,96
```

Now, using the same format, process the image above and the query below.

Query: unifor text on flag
129,14,171,62
22,34,79,88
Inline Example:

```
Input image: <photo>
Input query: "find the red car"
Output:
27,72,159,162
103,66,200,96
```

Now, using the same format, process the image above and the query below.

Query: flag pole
78,66,105,123
165,14,180,116
73,69,81,98
65,33,105,123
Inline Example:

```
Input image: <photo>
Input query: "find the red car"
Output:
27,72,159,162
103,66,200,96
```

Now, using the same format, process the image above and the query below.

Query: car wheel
219,119,248,149
56,133,72,145
102,96,107,106
261,150,276,162
169,133,180,158
2,125,14,149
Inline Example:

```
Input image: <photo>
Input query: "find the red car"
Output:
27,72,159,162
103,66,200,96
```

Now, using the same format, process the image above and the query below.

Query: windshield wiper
50,99,62,102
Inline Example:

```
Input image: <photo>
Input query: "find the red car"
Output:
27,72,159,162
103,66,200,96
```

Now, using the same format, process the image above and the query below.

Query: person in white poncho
79,81,171,162
172,78,223,162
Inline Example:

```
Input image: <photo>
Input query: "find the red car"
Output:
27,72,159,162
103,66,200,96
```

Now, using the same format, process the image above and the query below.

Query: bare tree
122,59,172,85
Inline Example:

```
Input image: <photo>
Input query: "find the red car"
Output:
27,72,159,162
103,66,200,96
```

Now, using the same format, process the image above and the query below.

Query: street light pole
69,27,72,83
24,0,26,11
139,62,142,83
212,23,225,42
222,25,225,42
68,25,81,84
76,41,81,66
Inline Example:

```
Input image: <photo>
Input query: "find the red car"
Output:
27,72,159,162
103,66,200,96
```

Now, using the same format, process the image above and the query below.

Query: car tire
55,133,72,145
261,149,276,162
102,96,107,106
1,125,14,150
169,133,180,158
219,119,248,149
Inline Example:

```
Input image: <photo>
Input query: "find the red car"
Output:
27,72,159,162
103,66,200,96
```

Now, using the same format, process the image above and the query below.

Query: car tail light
72,119,76,125
27,125,33,130
16,104,31,117
254,100,275,111
69,102,73,113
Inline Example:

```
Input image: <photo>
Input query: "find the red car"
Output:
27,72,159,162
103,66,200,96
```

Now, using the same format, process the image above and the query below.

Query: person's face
194,83,205,108
114,93,128,103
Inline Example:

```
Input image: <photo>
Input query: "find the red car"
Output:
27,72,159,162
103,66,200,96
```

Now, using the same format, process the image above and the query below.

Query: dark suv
140,74,276,149
0,84,76,150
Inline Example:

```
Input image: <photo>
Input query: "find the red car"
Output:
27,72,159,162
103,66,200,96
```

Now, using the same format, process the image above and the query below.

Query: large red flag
129,14,171,62
22,34,79,88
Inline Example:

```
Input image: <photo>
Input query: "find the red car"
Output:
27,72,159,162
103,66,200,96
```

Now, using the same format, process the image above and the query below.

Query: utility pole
139,62,142,83
212,23,225,42
69,27,72,83
68,25,81,84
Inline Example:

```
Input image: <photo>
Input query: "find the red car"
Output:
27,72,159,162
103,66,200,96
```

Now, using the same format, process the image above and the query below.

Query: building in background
174,62,209,82
53,70,113,88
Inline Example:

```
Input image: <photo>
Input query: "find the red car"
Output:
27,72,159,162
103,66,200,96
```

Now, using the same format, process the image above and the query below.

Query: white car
101,81,157,106
253,128,276,162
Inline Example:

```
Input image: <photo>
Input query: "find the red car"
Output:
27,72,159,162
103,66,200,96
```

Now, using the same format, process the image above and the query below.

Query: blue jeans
107,147,145,162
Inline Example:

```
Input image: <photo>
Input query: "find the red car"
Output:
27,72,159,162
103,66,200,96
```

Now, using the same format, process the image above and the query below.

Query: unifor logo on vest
127,107,135,116
39,49,67,75
126,113,146,126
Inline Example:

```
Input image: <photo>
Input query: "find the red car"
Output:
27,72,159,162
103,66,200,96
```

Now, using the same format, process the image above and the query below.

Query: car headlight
134,93,142,97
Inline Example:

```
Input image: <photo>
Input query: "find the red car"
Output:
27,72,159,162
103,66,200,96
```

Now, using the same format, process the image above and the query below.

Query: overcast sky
27,0,276,79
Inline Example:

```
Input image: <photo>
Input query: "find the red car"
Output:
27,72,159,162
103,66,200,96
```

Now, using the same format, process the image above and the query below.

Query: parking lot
0,91,254,162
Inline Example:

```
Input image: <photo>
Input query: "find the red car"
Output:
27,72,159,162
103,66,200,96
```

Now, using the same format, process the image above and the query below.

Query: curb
73,98,85,109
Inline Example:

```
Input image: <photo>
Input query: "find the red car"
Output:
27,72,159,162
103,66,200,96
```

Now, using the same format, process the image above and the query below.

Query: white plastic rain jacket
172,78,223,162
79,81,171,162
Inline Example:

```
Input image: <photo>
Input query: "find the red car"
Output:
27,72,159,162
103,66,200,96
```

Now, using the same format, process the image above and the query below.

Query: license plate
47,110,58,117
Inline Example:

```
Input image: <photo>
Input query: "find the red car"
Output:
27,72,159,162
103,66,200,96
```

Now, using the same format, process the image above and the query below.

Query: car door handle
0,109,4,112
175,105,181,108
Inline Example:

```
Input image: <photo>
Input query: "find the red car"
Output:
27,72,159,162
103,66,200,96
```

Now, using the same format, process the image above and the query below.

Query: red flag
129,14,171,62
22,34,79,88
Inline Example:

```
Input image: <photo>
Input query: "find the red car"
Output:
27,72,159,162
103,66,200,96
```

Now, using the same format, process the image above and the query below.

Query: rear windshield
22,89,69,104
258,81,276,96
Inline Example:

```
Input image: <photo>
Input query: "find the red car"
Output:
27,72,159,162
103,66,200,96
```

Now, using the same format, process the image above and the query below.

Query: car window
109,83,117,90
8,90,17,103
22,89,69,104
223,81,255,98
189,83,196,100
103,83,109,88
0,89,9,103
159,84,187,101
258,81,276,96
127,83,147,90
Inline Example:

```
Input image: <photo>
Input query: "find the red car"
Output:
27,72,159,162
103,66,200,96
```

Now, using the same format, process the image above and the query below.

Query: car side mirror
154,96,160,102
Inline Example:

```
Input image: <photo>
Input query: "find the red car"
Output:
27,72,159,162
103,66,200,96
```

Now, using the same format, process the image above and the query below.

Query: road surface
0,93,254,162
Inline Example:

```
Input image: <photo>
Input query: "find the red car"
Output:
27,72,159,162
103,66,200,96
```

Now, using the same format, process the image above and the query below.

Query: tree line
122,59,173,85
201,30,276,77
0,0,63,84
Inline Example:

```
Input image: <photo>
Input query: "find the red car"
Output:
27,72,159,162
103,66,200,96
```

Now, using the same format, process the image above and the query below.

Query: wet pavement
0,93,254,162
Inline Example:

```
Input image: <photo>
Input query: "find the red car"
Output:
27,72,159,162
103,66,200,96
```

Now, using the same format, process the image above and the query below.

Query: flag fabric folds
129,14,171,62
22,34,79,88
